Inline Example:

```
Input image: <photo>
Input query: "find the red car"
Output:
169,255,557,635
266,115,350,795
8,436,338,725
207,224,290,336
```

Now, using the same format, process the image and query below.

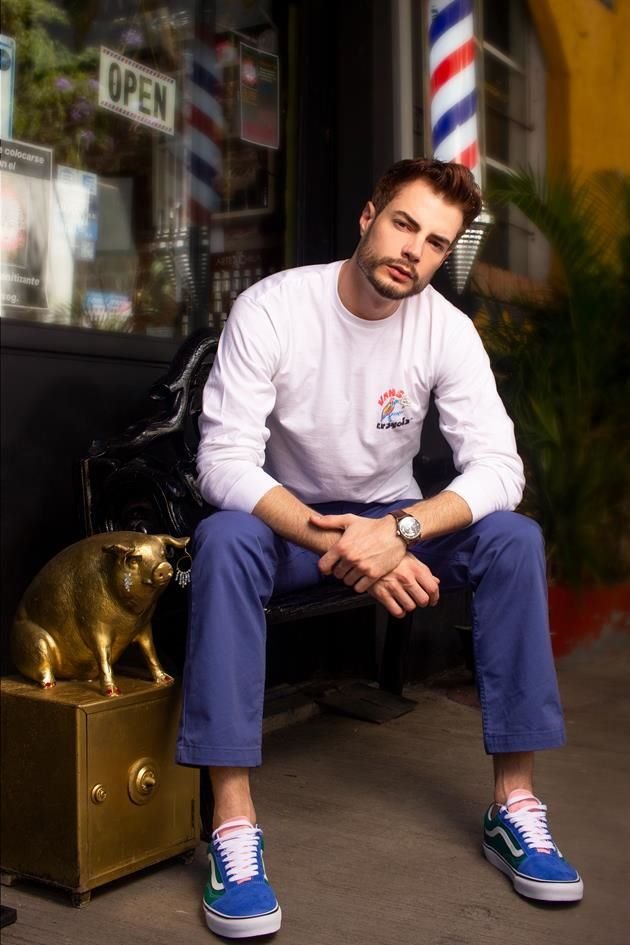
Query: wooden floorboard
2,638,629,945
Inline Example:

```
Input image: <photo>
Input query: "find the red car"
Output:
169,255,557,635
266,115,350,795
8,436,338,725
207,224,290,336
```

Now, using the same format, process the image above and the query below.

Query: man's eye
394,219,409,230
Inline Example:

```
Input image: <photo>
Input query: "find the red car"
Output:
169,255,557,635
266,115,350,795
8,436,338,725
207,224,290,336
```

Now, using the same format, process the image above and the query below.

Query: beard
356,238,424,300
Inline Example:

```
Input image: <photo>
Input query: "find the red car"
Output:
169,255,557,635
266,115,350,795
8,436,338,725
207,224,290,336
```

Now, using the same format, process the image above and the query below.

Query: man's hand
368,554,440,618
312,512,407,590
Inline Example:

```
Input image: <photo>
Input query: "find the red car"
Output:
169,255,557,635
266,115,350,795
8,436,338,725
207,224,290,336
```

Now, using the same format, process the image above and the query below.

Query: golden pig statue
11,531,190,697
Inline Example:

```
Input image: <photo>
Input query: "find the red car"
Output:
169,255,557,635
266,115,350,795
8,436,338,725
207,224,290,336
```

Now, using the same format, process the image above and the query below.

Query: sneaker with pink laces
482,790,583,902
203,818,282,938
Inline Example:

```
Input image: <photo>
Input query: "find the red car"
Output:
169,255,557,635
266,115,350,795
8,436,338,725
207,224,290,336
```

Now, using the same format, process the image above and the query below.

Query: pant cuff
483,727,566,755
176,740,262,768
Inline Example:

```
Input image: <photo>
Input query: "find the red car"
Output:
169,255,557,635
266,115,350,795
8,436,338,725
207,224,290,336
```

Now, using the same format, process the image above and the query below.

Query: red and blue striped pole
186,2,223,225
428,0,491,292
428,0,481,184
172,0,222,329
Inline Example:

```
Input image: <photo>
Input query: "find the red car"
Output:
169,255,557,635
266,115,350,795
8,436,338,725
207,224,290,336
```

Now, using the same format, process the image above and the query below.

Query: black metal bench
81,328,466,700
81,328,472,837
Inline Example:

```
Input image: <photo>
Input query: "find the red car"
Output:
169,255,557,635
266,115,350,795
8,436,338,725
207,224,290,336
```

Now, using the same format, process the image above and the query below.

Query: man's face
355,179,464,300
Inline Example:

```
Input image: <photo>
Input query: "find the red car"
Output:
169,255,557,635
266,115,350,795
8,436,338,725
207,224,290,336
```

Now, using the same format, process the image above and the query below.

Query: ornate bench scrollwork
82,329,219,539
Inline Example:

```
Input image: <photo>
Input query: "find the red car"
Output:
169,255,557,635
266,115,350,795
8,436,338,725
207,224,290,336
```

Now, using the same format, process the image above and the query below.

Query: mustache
380,258,417,280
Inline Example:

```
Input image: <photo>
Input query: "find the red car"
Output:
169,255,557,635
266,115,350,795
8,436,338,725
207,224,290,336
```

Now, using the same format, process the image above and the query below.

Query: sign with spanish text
98,47,176,135
0,139,52,312
240,43,280,150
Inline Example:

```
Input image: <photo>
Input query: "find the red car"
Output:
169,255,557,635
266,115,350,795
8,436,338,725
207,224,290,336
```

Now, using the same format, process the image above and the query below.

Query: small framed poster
239,43,280,150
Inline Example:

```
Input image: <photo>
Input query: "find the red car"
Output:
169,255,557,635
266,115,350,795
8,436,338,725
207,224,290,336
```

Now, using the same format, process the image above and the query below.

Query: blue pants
176,503,565,767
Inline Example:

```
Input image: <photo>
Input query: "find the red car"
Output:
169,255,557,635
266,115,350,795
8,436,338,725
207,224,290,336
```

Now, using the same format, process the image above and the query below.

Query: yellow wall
528,0,630,176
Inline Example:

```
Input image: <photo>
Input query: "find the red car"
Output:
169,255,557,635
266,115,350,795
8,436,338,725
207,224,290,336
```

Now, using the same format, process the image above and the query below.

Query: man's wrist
389,508,422,547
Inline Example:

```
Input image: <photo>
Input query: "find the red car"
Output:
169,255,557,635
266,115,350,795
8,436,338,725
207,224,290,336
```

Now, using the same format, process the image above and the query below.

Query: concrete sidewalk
2,635,628,945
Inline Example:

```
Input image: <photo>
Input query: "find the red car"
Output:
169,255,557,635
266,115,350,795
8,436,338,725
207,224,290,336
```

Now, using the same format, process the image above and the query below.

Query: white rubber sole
483,844,584,902
203,898,282,938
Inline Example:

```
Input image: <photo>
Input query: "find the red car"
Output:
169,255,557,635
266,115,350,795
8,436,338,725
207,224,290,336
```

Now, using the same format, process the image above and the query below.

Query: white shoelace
504,801,555,853
213,820,261,884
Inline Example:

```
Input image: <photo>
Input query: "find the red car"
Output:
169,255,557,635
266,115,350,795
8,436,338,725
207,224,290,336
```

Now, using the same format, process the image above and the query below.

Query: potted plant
473,169,630,655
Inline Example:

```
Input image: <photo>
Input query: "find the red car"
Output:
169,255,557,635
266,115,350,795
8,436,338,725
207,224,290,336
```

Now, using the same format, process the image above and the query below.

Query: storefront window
0,0,286,337
480,0,547,278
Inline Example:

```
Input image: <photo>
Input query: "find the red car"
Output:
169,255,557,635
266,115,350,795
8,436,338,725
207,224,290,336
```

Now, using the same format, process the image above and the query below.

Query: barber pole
185,5,223,225
164,1,221,328
428,0,481,184
427,0,492,292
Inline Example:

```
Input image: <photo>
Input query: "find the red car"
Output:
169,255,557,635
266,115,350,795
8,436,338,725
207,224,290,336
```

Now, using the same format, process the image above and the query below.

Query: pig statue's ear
155,535,190,550
103,542,137,560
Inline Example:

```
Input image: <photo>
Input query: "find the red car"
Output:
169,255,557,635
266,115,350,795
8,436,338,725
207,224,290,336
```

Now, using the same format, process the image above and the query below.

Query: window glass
482,0,525,64
484,56,526,166
483,165,530,273
1,0,286,336
479,0,544,278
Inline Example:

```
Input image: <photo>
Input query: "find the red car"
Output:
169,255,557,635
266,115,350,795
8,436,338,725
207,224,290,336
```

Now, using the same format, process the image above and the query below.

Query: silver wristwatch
389,508,422,546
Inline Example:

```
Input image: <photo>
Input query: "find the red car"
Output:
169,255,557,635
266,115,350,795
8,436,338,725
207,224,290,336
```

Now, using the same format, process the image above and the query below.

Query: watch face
399,515,421,541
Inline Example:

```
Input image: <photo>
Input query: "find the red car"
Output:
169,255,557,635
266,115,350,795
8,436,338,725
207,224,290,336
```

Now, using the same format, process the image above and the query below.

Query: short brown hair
371,158,482,231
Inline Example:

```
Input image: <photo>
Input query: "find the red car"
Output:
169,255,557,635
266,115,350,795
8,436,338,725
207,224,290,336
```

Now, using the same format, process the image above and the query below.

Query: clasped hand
311,512,439,618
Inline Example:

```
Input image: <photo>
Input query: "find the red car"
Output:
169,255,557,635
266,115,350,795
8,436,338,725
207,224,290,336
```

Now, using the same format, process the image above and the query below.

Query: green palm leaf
478,170,630,584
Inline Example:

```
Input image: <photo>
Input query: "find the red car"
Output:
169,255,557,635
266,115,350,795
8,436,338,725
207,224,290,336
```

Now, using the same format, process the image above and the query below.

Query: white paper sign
0,139,52,312
98,47,176,135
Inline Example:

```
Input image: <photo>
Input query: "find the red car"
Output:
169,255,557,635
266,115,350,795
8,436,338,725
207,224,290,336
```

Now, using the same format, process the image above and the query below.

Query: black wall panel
0,322,177,672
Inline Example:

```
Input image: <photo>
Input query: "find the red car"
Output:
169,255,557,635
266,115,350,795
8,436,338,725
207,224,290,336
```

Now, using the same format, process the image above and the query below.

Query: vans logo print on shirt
376,388,413,430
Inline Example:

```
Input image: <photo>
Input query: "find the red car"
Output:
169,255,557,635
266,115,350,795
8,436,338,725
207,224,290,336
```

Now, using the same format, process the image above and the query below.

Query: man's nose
401,240,422,264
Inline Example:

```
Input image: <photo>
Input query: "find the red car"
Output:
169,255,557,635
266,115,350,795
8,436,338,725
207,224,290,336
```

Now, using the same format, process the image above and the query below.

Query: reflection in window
480,0,547,278
1,0,286,336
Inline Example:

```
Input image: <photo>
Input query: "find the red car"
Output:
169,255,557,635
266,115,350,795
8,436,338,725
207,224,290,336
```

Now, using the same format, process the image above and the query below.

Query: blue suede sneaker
482,791,583,902
203,818,281,938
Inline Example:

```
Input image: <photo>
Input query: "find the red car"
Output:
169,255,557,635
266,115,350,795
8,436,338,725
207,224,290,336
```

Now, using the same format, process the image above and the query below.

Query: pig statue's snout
152,560,173,585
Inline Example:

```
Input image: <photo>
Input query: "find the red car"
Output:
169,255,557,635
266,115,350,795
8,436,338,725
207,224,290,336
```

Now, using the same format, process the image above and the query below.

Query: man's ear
359,201,376,236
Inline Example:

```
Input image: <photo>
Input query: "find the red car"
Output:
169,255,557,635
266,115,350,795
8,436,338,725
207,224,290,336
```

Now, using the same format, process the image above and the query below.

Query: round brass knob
128,757,159,805
137,766,156,794
91,784,107,804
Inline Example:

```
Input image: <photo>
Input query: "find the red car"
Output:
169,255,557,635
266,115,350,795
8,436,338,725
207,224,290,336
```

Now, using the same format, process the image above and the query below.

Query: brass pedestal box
1,677,199,905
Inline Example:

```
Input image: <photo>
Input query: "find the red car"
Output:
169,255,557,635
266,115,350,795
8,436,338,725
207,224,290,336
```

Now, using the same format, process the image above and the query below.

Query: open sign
98,47,176,135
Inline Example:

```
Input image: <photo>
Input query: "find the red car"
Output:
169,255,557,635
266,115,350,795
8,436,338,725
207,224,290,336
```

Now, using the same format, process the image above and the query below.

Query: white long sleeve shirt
196,260,524,522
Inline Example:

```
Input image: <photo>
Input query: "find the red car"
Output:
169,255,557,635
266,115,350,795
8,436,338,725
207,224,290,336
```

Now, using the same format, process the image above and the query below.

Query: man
177,159,583,939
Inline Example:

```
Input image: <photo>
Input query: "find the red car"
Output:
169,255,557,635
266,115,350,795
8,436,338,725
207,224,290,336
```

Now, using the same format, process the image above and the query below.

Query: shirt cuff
205,465,281,514
444,467,522,523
